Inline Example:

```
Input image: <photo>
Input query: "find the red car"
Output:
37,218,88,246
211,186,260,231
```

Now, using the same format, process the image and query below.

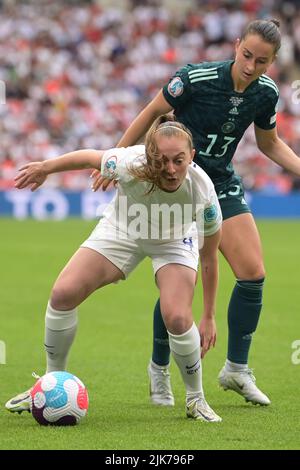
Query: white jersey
100,145,222,242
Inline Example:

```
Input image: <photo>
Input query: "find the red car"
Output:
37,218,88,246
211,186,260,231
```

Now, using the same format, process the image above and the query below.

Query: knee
247,266,266,281
161,304,192,335
50,282,80,310
239,263,266,281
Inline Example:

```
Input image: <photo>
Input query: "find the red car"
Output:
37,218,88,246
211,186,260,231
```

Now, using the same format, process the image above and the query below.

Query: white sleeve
195,178,222,237
203,190,223,236
101,145,145,183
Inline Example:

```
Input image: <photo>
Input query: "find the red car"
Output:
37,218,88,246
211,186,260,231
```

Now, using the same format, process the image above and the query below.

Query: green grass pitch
0,219,300,450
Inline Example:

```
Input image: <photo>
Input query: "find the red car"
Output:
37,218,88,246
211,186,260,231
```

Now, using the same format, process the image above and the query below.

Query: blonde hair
129,114,194,193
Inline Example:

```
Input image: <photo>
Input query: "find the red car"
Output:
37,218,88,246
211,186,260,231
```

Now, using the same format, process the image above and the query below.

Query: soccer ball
30,371,89,426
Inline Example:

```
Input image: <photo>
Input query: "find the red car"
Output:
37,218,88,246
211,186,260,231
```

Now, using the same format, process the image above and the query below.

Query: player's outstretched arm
255,125,300,175
14,149,104,192
198,228,222,358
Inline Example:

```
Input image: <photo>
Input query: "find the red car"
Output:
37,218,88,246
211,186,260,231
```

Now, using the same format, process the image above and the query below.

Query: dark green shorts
216,177,251,221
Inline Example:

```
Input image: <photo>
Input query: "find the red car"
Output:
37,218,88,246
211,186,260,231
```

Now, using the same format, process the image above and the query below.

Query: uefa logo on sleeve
168,77,184,98
105,156,117,175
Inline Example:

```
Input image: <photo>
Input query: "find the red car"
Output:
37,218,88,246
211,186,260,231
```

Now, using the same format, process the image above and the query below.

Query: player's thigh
219,213,265,280
81,217,143,278
150,227,199,282
51,247,124,309
51,217,144,308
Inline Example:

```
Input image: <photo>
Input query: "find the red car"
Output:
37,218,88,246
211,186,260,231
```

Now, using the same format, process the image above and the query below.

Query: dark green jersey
163,60,279,189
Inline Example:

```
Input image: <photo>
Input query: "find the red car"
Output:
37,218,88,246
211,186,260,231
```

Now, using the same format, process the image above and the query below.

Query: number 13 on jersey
199,134,236,158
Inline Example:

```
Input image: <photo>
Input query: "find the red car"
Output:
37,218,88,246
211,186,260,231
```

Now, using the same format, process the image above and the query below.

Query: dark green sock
152,298,170,366
227,278,265,364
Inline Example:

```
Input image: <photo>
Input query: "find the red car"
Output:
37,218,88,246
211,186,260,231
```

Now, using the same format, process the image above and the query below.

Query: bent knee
50,283,83,310
161,307,192,334
245,267,266,281
237,263,266,281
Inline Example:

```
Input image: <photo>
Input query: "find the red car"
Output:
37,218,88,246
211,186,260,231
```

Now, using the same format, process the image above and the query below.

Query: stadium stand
0,0,299,193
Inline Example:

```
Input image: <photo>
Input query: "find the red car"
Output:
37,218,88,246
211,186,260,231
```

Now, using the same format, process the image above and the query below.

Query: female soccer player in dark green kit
99,19,300,406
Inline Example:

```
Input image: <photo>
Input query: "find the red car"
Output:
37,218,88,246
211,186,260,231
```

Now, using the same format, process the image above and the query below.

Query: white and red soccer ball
30,371,88,426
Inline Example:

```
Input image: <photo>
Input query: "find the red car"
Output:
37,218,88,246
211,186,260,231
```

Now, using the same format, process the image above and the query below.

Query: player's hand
14,162,48,192
198,317,217,358
90,169,117,192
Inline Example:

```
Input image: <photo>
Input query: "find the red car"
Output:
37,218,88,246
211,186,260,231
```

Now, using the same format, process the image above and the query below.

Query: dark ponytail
241,19,281,53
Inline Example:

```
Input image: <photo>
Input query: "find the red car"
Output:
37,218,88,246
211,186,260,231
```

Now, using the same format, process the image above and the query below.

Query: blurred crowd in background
0,0,300,193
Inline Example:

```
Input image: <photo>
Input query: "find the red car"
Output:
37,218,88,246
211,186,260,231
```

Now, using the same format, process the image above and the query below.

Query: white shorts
81,218,199,278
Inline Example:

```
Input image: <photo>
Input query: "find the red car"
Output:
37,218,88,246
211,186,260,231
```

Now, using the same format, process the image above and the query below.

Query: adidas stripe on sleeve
254,75,279,130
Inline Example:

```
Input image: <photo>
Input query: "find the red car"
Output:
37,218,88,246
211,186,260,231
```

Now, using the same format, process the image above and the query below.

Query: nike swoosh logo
186,360,200,370
12,396,30,404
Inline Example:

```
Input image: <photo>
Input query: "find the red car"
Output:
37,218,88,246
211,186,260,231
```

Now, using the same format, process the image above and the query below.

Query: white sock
168,323,204,402
225,359,248,372
44,302,78,373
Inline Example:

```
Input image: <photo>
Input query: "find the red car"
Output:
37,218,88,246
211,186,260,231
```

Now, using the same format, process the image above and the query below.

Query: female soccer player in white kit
6,116,222,422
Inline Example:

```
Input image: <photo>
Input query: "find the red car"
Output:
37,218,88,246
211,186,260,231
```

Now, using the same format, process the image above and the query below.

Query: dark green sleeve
254,91,279,130
162,65,193,109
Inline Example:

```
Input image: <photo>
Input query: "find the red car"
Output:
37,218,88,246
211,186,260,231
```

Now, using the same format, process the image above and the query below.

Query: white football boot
186,397,222,422
218,366,271,405
148,360,175,406
5,373,40,414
